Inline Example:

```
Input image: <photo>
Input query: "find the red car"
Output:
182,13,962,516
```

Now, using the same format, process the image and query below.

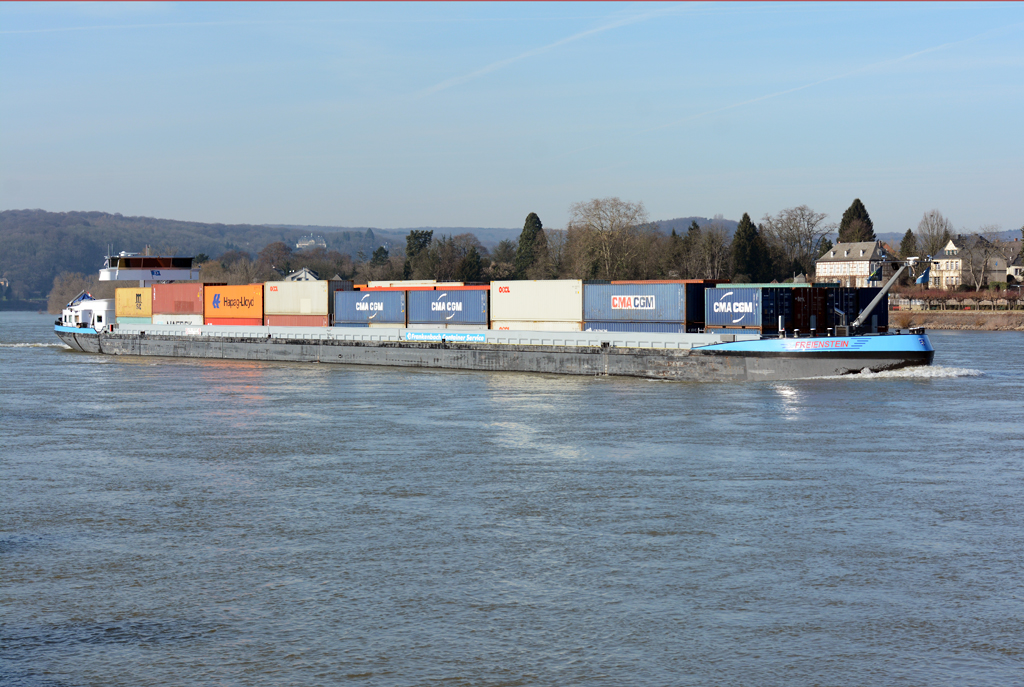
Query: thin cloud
415,4,693,98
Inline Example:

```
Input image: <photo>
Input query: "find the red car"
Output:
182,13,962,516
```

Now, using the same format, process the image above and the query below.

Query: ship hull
54,325,934,382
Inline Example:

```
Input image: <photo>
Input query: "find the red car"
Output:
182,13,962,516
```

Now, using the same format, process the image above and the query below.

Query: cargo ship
54,255,934,382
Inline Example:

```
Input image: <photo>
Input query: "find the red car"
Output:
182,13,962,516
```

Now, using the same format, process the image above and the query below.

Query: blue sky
2,2,1022,234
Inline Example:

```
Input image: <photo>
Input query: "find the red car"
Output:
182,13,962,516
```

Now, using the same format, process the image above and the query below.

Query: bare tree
961,227,1007,290
917,210,953,259
760,205,835,271
564,197,653,279
694,223,731,280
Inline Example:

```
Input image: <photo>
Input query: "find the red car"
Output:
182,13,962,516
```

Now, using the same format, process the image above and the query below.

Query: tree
514,213,548,278
899,229,918,259
257,241,293,272
404,230,434,278
370,246,389,267
917,210,953,259
455,246,483,282
730,213,771,282
760,205,835,272
694,224,731,280
838,198,875,243
819,237,833,255
564,197,654,279
193,253,210,264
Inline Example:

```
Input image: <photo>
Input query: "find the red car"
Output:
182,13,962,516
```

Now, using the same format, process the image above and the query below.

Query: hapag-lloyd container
334,291,405,324
264,315,329,327
490,320,583,332
115,288,153,318
264,281,329,315
583,283,685,322
205,317,262,326
408,289,488,325
491,280,583,322
152,283,204,315
153,314,204,326
705,287,763,327
204,284,263,320
584,321,685,333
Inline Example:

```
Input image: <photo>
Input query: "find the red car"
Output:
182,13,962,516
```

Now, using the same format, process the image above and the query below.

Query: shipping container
264,315,330,327
705,287,763,327
334,291,406,324
408,289,489,325
153,314,203,326
151,283,204,315
366,280,463,288
264,281,329,315
204,284,263,319
403,324,489,331
792,287,828,332
583,283,685,322
490,320,583,332
490,280,583,321
331,322,369,328
115,287,153,318
204,317,263,326
857,287,889,331
584,321,686,333
117,316,152,324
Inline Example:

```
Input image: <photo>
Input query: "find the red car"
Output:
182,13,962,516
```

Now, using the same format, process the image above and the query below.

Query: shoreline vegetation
891,310,1024,332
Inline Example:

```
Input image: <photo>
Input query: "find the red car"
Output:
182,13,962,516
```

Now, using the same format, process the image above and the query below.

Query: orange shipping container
204,284,263,319
264,315,329,327
205,317,263,326
152,283,204,314
115,288,153,318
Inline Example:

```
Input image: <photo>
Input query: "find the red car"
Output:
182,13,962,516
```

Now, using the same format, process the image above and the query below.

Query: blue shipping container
334,291,406,324
705,287,763,327
583,284,686,322
584,321,686,333
857,288,889,329
408,289,488,324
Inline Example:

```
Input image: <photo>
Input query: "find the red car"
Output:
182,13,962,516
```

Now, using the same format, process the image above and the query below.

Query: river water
2,311,1022,686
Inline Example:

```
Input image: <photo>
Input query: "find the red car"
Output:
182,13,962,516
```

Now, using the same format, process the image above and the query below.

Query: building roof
282,267,320,281
816,241,889,263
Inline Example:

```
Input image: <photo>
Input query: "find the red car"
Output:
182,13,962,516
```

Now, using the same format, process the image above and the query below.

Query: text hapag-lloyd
212,294,256,309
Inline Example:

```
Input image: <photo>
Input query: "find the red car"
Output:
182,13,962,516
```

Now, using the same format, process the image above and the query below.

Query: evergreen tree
455,246,483,282
837,198,875,243
514,212,546,278
404,230,433,278
818,237,833,256
898,229,918,259
370,246,389,267
730,213,771,282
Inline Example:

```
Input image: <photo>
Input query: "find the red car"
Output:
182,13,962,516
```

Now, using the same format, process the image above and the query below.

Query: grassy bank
890,309,1024,331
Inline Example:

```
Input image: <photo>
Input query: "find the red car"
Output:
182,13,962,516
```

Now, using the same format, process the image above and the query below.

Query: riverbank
891,309,1024,331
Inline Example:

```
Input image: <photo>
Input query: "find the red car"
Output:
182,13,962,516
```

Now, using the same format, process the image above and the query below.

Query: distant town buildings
296,235,327,250
929,236,1022,290
814,241,897,288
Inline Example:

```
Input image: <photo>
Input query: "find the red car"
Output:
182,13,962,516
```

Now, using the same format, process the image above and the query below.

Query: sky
1,2,1022,234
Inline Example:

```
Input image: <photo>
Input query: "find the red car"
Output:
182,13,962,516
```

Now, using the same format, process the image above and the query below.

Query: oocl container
408,289,488,325
334,291,406,324
264,281,328,316
490,320,583,332
151,283,203,315
705,287,763,328
203,284,264,320
583,283,685,322
491,280,583,322
115,287,153,318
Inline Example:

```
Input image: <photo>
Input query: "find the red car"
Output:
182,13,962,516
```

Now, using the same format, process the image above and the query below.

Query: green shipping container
117,317,152,324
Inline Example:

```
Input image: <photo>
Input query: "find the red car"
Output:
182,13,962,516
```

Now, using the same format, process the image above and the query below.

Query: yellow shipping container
204,284,264,319
115,288,153,318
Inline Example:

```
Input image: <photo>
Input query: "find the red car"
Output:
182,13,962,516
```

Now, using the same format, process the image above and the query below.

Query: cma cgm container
584,283,685,322
115,287,153,318
203,284,263,324
264,281,328,316
705,287,763,328
491,280,583,322
408,289,488,325
334,291,406,325
153,314,203,325
152,283,203,315
584,321,686,333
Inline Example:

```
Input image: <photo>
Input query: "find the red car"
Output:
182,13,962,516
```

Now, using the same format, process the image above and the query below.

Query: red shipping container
152,283,204,314
204,318,263,326
264,315,329,327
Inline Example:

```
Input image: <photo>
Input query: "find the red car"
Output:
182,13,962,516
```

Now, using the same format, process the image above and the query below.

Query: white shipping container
402,324,489,331
365,280,464,288
490,280,583,321
264,281,329,315
153,314,204,326
490,320,583,332
368,322,405,328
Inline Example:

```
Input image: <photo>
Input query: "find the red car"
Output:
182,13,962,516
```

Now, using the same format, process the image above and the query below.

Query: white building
814,241,897,287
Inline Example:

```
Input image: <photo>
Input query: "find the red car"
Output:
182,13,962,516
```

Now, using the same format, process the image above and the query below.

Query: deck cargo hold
491,320,584,332
153,314,204,325
264,281,329,316
408,289,489,325
204,284,264,320
152,283,204,315
334,291,406,325
116,287,153,318
491,280,583,322
265,315,330,327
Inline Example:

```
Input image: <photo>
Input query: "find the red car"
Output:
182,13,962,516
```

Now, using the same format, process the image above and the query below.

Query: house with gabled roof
814,241,898,288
